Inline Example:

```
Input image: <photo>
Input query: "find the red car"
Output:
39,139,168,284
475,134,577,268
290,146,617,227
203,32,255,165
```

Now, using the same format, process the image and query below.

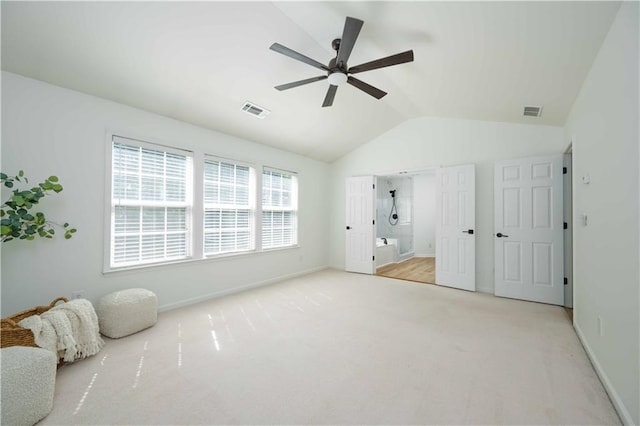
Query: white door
345,176,375,274
494,155,564,305
435,164,476,291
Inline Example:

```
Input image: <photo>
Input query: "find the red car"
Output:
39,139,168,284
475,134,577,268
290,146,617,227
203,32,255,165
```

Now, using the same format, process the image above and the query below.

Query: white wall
1,72,330,314
564,2,639,424
413,172,436,257
329,117,565,293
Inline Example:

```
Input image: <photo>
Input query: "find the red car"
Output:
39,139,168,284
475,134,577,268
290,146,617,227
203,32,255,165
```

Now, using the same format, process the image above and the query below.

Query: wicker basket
1,297,68,348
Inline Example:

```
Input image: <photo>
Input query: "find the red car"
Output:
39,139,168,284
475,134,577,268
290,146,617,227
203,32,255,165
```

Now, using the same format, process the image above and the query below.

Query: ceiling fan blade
347,76,387,99
336,17,364,69
348,50,414,74
322,85,338,107
275,75,328,91
270,43,329,72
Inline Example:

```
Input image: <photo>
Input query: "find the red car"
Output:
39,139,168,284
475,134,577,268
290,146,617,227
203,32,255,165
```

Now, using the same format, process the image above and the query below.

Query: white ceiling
1,1,620,163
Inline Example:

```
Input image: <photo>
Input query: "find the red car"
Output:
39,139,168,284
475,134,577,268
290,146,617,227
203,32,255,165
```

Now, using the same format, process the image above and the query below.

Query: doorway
374,171,436,285
346,164,476,292
563,146,573,313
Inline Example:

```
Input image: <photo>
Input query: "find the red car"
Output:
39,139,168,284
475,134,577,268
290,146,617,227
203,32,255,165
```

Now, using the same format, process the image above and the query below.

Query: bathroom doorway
375,171,436,284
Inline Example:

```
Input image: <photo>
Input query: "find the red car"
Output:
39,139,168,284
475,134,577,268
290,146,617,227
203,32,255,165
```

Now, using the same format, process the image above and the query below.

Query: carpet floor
42,269,620,425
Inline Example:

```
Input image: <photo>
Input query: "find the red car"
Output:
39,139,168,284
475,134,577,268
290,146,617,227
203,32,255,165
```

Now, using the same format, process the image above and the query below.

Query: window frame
106,135,194,271
261,166,299,250
203,155,257,257
103,132,301,274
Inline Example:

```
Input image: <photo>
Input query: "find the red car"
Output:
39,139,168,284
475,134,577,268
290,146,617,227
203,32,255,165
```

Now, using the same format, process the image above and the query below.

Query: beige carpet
41,269,619,425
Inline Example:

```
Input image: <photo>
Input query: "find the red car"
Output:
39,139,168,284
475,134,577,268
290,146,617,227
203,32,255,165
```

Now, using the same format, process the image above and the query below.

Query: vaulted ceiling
1,1,620,162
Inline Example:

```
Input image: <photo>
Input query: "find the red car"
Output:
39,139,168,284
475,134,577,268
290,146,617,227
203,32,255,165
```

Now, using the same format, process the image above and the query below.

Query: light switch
581,213,588,226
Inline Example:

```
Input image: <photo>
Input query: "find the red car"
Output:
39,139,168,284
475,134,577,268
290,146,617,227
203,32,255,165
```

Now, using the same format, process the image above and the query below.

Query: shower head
389,189,396,198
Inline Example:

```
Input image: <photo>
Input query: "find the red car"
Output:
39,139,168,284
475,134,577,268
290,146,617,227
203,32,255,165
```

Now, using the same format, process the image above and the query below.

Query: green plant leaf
1,171,75,243
11,195,24,206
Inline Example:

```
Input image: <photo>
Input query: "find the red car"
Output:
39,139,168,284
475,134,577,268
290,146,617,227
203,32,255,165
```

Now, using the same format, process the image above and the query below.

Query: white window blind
111,137,192,267
262,168,298,249
204,158,254,255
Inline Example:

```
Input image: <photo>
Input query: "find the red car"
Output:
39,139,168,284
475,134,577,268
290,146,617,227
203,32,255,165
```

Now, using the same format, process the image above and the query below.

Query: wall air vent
241,101,271,119
523,105,543,117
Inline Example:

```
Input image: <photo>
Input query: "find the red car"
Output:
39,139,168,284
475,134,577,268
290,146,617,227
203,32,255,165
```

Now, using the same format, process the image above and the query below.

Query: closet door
494,155,564,305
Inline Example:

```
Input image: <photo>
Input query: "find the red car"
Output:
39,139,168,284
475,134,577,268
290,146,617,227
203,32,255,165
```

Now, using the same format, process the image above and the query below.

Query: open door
494,155,564,305
435,164,476,291
345,176,375,274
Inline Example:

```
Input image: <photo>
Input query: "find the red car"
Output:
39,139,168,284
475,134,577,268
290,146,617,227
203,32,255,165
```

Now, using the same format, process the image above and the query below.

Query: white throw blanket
19,299,105,362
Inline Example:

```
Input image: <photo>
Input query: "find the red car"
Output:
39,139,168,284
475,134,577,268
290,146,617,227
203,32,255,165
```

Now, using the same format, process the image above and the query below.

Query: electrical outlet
71,290,85,300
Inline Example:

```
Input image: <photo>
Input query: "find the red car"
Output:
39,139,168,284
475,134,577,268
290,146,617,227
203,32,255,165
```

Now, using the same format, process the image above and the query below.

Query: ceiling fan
270,16,414,107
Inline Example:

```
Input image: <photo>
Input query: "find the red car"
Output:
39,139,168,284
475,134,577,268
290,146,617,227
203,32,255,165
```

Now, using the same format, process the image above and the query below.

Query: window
110,136,192,268
107,134,300,271
203,158,255,255
262,168,298,249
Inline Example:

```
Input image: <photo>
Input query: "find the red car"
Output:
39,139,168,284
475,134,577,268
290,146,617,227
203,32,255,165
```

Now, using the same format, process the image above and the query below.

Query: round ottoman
96,288,157,339
1,346,57,426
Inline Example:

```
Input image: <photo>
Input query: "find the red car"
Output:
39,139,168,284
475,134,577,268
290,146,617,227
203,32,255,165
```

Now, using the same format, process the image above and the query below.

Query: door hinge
372,255,375,261
373,219,375,225
564,277,568,285
564,222,568,229
373,183,375,189
563,167,567,174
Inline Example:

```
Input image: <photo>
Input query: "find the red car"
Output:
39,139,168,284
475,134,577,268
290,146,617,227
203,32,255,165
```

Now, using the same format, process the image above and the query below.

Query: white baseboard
574,322,634,425
414,252,436,258
158,265,328,312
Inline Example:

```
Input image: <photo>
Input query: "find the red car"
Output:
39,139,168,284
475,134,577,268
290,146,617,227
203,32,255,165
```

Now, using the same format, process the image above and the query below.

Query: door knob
462,229,474,235
496,232,509,238
346,226,351,230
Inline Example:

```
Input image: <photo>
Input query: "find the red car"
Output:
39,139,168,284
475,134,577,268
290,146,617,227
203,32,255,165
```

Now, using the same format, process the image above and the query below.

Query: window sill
103,245,301,275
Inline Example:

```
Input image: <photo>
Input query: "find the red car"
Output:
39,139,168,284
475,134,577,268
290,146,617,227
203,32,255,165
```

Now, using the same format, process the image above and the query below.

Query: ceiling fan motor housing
327,55,347,85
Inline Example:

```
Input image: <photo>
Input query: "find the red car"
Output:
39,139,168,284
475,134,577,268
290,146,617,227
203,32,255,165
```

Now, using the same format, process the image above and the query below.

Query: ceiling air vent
523,105,543,117
241,101,270,119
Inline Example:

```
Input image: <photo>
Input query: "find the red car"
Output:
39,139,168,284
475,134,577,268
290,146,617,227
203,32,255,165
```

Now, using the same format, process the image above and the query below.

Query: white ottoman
1,346,57,426
96,288,158,338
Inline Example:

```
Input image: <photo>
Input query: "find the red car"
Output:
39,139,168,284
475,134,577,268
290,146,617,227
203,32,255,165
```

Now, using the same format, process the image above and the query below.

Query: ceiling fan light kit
328,72,348,86
270,16,414,107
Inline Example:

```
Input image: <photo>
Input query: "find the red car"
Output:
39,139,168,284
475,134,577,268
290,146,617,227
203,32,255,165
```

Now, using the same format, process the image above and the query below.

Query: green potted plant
1,170,77,242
